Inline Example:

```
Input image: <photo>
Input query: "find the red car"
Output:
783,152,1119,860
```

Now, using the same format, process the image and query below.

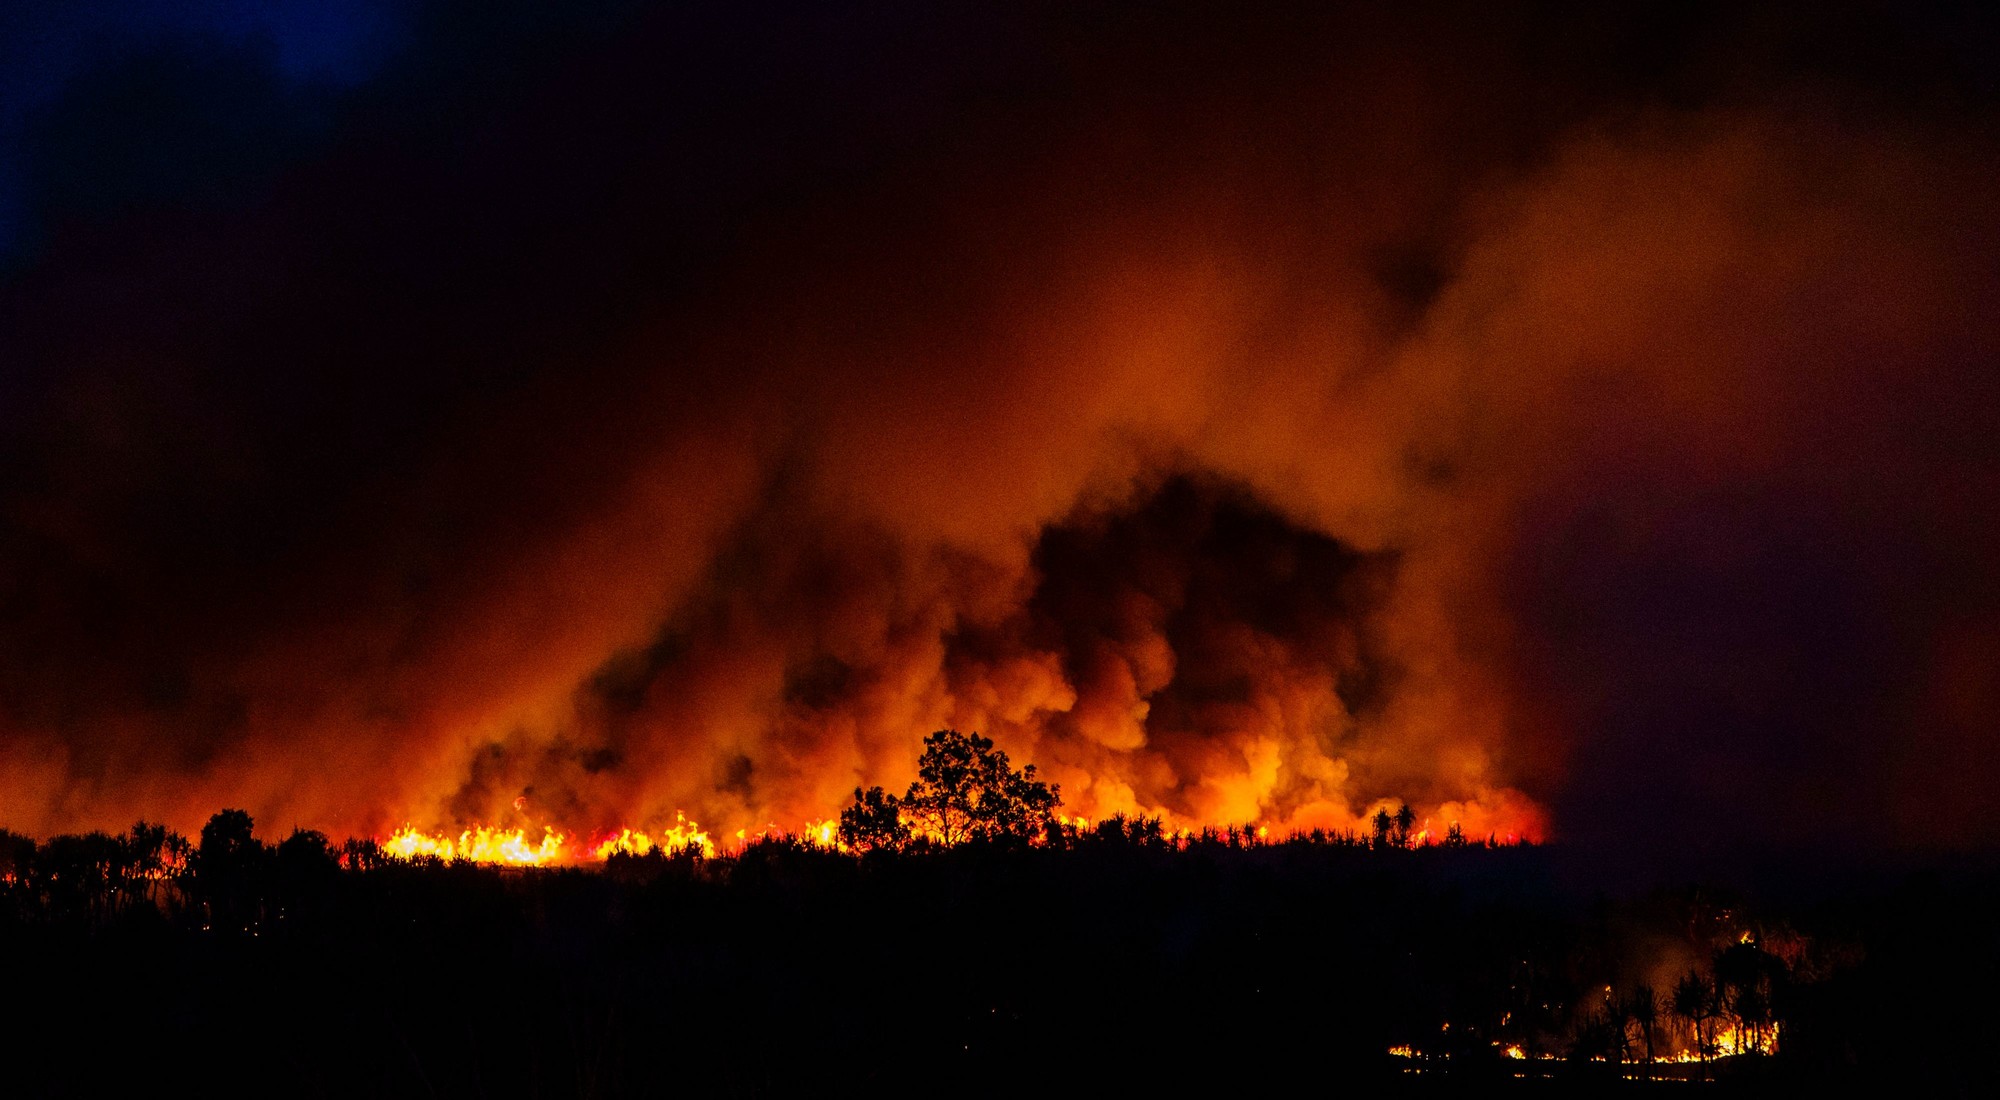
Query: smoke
2,2,1997,864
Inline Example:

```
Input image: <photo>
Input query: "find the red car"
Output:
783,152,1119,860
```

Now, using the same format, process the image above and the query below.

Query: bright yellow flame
1663,1020,1779,1062
382,813,715,866
802,819,839,849
383,825,568,866
591,812,716,860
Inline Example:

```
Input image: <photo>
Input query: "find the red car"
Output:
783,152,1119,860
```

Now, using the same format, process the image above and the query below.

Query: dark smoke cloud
2,1,1997,867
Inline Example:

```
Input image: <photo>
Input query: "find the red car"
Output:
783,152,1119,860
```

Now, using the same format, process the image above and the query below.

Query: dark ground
2,829,1992,1097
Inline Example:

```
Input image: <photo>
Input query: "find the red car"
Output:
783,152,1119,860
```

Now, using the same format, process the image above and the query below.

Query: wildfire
376,802,1537,868
1387,1022,1780,1072
383,824,569,866
376,812,859,867
591,813,716,860
803,819,839,848
1664,1021,1779,1061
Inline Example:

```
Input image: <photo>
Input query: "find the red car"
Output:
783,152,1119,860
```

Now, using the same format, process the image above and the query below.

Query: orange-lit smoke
1,6,1996,861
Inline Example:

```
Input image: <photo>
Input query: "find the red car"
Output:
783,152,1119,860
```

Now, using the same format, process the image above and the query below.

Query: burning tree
1671,972,1723,1078
839,729,1060,851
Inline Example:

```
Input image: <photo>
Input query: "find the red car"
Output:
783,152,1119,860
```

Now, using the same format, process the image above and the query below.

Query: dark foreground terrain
2,820,1992,1097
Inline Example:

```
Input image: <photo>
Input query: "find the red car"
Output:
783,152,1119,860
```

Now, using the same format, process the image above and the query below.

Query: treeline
0,810,387,934
0,806,1505,936
5,804,1979,1096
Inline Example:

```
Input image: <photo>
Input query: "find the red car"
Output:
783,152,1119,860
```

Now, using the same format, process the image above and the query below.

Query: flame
382,825,569,866
803,819,839,849
591,813,716,860
1388,1022,1779,1071
1663,1020,1779,1061
376,804,1539,868
378,811,868,866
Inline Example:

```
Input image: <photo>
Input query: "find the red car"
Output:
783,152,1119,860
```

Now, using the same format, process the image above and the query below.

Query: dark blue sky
0,0,402,259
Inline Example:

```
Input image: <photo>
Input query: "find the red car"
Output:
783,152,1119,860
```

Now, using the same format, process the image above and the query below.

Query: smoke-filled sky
3,0,1999,868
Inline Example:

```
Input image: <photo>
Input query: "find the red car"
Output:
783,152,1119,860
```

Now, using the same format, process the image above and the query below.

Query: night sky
4,0,1999,872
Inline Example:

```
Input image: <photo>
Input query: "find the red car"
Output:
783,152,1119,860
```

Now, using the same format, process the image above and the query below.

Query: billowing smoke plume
472,473,1536,842
2,2,1997,865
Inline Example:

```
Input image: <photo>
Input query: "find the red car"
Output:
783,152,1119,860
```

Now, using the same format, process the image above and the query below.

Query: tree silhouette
0,829,31,885
838,784,909,853
37,831,123,924
193,809,264,932
1715,938,1784,1055
1571,1003,1626,1066
1671,971,1721,1080
1627,983,1659,1075
339,836,389,872
124,819,189,911
841,729,1059,849
904,729,1059,843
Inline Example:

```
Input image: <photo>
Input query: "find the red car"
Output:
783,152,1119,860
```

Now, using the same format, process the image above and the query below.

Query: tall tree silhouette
1715,939,1784,1055
125,820,188,916
193,809,264,933
1394,803,1416,848
1627,983,1659,1075
1672,972,1721,1081
841,730,1059,848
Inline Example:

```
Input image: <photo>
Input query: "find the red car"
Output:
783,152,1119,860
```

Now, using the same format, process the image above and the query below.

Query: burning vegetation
2,0,1997,1093
347,729,1517,869
0,793,1964,1093
1388,929,1795,1081
380,812,721,867
0,728,1958,1092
